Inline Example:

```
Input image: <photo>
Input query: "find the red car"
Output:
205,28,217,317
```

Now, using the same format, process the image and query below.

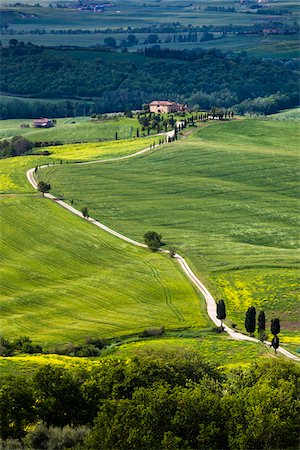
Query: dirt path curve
26,130,299,362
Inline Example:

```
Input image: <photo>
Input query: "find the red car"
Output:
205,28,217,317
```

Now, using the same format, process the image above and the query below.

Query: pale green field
43,119,300,351
0,116,142,143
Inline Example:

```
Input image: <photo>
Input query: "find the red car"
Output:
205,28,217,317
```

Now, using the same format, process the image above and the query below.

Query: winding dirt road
26,130,299,362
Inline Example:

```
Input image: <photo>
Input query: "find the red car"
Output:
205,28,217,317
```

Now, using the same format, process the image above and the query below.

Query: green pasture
43,119,300,349
0,136,211,350
0,332,274,378
1,194,208,349
0,116,142,143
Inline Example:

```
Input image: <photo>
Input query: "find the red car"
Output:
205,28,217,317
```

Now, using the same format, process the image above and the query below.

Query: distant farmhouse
149,101,188,114
33,118,54,128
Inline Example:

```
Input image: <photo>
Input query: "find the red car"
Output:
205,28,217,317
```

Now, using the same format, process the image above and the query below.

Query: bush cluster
0,336,42,356
54,337,107,357
141,326,165,337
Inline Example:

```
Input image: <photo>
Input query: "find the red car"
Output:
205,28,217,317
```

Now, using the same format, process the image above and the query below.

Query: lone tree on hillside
216,300,226,331
144,231,162,251
257,310,266,341
37,180,51,196
81,206,89,219
245,306,256,336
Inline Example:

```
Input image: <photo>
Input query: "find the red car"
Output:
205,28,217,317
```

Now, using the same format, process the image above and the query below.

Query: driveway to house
26,132,299,362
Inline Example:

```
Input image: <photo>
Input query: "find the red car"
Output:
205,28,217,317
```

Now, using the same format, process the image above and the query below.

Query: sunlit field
43,118,300,351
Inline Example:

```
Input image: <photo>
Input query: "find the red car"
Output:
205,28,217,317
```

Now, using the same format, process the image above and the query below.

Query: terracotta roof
149,101,176,106
34,118,51,123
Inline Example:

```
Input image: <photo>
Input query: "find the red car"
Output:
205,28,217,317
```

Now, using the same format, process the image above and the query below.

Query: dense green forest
1,352,299,450
1,42,298,118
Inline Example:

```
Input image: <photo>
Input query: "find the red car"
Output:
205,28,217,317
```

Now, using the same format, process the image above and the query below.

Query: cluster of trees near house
1,354,299,449
1,42,298,119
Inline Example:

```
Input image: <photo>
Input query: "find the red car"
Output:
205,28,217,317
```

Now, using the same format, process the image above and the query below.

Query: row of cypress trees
216,300,281,352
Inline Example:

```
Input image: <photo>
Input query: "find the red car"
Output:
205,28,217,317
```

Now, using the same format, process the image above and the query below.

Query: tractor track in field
26,127,300,362
144,261,184,322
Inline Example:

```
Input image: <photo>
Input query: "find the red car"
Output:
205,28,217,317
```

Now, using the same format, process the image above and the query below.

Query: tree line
0,352,299,449
1,42,298,119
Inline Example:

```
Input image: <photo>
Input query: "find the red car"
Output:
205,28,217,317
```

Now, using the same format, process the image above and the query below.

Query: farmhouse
33,118,54,128
149,101,188,114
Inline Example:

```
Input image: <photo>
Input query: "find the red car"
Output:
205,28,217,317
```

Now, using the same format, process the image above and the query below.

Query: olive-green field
43,119,300,350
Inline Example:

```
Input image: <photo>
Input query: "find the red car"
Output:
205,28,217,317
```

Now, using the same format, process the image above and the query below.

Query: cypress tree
257,310,266,332
257,310,266,341
216,300,226,331
245,306,256,336
271,318,280,336
271,335,280,354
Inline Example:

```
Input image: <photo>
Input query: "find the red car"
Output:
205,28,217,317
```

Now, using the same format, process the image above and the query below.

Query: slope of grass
43,119,300,349
267,107,300,121
0,134,213,351
0,116,142,143
1,195,208,349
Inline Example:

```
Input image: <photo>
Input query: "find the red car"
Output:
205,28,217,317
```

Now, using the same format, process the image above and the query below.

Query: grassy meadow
1,137,212,351
0,116,143,143
42,118,300,351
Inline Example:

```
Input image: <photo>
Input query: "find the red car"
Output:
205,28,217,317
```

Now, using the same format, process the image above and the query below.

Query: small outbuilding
33,118,54,128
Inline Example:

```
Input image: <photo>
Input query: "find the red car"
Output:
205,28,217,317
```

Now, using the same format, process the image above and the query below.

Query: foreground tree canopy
0,352,299,450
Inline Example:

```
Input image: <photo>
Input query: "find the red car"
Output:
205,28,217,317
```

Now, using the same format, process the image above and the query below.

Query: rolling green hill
42,119,300,351
0,139,210,350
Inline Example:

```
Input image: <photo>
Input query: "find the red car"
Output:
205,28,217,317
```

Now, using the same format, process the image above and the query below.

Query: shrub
24,423,89,449
141,326,165,337
144,231,162,251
